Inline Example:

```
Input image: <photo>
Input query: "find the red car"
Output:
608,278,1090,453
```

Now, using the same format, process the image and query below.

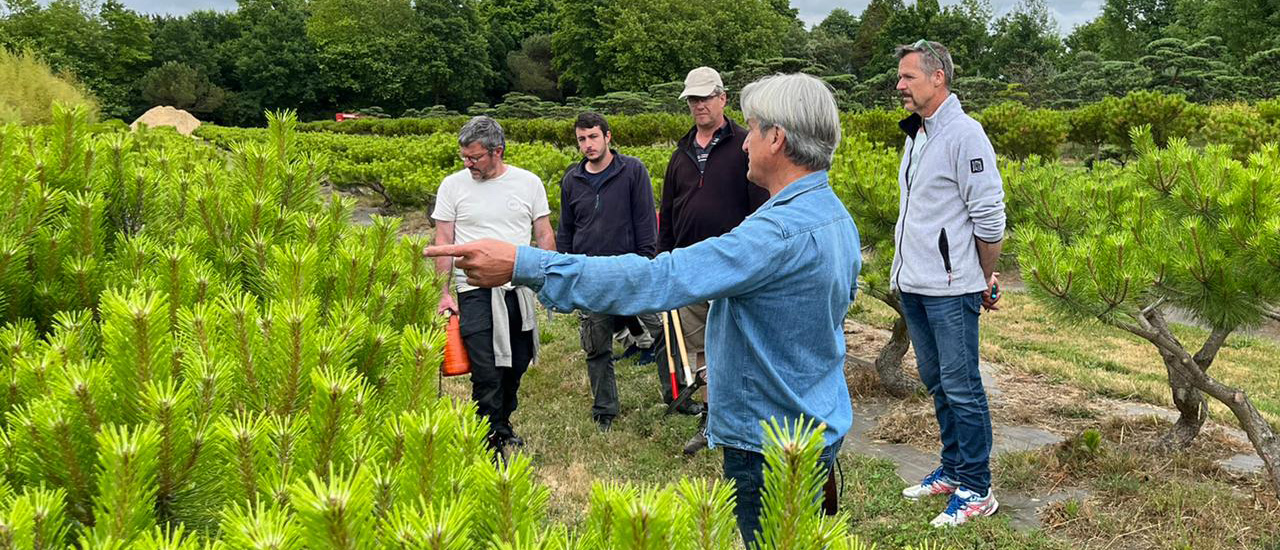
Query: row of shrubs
303,92,1280,161
301,111,696,147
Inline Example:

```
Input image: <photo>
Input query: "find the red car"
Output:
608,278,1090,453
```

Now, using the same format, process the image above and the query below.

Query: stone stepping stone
999,488,1092,531
992,425,1065,455
1217,453,1264,476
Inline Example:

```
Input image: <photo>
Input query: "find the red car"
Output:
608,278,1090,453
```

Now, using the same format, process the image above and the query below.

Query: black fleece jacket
658,117,769,252
556,151,657,258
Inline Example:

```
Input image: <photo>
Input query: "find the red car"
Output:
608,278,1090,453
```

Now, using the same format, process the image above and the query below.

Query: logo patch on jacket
970,158,984,173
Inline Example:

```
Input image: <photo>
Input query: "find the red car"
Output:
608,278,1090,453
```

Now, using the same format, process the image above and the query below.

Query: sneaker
930,488,998,527
682,427,708,455
902,466,958,500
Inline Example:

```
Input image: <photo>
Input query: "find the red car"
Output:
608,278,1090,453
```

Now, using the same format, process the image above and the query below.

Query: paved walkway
842,357,1264,531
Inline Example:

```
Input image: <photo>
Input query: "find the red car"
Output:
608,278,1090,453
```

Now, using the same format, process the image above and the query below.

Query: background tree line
1,0,1277,126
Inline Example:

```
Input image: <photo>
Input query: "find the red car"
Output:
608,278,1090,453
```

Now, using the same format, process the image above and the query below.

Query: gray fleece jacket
890,93,1006,296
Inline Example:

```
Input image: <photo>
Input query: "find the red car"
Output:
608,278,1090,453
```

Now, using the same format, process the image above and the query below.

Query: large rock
130,106,201,136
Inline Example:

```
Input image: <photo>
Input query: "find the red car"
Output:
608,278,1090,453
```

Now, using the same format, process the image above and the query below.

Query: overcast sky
118,0,1101,34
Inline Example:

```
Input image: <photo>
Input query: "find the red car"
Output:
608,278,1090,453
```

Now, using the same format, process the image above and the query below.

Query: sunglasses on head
913,39,943,63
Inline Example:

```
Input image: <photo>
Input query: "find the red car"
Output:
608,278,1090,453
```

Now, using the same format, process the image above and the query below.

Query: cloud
117,0,238,16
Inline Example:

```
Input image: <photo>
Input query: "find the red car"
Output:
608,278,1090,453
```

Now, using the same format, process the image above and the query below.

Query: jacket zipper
682,147,704,189
892,131,927,289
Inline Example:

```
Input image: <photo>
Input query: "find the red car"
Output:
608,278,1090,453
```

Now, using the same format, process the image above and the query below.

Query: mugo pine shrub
0,105,931,548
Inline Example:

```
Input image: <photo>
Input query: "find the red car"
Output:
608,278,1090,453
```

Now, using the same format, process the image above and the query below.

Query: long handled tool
663,308,707,417
669,309,695,387
661,311,679,401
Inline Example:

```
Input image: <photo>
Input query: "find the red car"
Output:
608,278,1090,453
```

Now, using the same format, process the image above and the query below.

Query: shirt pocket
937,227,953,286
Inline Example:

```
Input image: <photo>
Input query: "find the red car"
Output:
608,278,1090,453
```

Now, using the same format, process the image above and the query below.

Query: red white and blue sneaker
902,466,958,500
930,487,999,527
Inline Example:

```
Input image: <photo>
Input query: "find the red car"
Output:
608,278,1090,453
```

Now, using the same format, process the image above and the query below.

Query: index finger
423,244,468,258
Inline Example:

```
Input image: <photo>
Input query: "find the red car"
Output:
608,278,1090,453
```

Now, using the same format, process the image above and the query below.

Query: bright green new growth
754,418,847,550
0,105,948,548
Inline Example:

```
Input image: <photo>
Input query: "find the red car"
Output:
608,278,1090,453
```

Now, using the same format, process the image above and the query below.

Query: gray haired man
424,74,860,546
892,40,1007,527
432,116,557,452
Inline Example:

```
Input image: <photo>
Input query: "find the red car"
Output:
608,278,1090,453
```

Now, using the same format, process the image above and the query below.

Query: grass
418,227,1279,548
998,417,1280,549
440,310,1062,548
851,291,1280,429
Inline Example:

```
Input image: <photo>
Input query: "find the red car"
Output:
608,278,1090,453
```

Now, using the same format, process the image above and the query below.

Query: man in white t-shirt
432,116,556,452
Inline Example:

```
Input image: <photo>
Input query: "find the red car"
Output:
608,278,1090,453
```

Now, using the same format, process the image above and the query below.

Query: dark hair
574,111,610,136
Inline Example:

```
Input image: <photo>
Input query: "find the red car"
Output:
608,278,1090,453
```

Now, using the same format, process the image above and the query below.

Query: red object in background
442,314,471,377
335,113,364,121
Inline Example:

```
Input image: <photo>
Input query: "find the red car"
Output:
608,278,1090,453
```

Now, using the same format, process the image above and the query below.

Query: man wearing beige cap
659,66,769,455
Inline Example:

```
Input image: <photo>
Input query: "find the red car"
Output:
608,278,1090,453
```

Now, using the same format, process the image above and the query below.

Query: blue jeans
900,292,992,494
722,437,843,548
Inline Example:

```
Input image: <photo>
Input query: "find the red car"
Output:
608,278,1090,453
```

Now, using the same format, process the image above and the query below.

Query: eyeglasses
913,39,943,63
686,93,722,105
460,151,492,165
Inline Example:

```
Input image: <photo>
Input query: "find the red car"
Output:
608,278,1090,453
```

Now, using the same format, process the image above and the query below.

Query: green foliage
0,0,151,118
1019,125,1280,331
139,61,226,115
0,103,943,549
974,101,1069,159
754,418,847,550
306,0,494,112
0,49,99,124
828,133,901,303
1068,90,1207,157
1198,103,1280,160
294,112,692,146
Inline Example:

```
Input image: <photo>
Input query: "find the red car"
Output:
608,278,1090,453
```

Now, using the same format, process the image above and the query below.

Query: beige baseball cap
679,67,724,99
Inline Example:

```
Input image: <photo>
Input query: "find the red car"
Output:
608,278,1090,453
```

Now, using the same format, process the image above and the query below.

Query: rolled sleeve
513,246,551,291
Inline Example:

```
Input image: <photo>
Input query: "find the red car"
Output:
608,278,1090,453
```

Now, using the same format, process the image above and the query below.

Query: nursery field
3,97,1280,548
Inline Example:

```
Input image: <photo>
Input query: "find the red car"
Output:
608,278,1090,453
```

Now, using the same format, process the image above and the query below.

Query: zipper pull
698,175,704,188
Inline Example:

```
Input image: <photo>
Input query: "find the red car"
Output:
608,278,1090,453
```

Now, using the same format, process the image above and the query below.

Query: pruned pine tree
1018,126,1280,495
829,133,922,397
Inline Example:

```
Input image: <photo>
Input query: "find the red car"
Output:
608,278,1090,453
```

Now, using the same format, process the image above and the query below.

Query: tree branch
1192,326,1232,372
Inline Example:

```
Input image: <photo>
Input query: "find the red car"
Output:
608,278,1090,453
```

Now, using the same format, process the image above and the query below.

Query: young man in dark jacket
557,112,664,432
659,67,770,453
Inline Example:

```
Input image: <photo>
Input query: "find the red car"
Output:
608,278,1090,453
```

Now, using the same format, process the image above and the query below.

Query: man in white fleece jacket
890,40,1007,528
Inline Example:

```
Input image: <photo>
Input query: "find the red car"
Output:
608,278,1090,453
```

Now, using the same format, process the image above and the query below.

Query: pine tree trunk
874,293,919,399
1158,346,1206,448
1136,311,1280,498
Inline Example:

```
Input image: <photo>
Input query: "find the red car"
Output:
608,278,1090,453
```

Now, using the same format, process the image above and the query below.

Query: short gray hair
896,40,954,86
458,116,505,153
739,73,841,171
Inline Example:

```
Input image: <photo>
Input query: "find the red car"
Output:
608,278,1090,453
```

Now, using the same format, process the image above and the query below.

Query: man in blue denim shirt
425,73,861,546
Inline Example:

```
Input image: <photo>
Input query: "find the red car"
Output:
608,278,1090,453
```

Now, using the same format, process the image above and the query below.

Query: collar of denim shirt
753,170,830,213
